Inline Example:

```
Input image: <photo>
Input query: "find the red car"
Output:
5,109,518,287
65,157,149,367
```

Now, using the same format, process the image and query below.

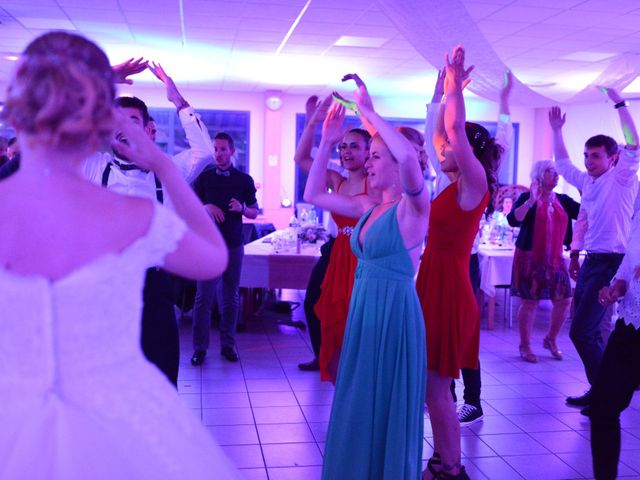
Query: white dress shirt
613,212,640,328
556,148,639,254
83,107,213,207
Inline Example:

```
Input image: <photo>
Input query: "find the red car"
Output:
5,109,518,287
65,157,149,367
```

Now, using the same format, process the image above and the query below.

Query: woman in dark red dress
416,46,502,480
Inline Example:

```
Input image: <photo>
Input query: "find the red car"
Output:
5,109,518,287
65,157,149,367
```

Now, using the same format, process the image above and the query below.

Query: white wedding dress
0,204,242,480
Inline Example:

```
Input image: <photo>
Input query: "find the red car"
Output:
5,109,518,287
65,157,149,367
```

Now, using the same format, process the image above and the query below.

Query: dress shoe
191,349,206,366
566,390,592,407
519,345,538,363
220,346,239,362
543,336,563,360
298,358,320,371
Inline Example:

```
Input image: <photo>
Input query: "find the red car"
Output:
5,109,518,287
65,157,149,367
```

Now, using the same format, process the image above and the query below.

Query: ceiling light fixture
274,0,313,56
334,36,388,48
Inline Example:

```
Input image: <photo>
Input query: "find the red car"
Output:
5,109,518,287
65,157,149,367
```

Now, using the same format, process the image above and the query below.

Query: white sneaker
457,404,483,426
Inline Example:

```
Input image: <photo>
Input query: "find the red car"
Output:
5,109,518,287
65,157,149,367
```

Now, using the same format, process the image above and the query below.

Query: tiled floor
176,292,640,480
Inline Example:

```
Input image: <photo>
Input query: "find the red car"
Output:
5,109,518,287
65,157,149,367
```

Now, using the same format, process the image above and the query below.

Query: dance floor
176,292,640,480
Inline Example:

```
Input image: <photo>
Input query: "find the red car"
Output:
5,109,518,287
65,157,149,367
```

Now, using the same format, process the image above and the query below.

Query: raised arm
112,58,148,85
113,111,228,280
443,46,487,205
354,82,429,217
495,69,514,153
303,102,373,218
149,62,214,183
600,86,639,150
548,106,588,188
426,69,445,176
294,95,342,191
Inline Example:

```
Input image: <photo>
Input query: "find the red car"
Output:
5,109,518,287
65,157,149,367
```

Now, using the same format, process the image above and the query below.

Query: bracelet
404,181,425,197
614,100,628,109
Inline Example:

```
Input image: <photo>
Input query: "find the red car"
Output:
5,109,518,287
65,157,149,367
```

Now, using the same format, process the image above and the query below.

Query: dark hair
8,137,17,147
115,96,150,126
347,128,371,148
3,31,115,151
585,134,618,157
465,122,503,216
214,132,235,149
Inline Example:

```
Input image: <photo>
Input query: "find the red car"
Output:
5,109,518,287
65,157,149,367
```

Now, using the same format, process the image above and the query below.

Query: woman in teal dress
304,77,430,479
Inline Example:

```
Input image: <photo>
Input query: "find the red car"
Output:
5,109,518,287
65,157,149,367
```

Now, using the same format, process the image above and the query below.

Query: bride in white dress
0,32,242,479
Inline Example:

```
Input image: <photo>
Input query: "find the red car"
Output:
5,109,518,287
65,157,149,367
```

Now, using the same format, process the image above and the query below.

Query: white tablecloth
239,231,322,290
478,244,577,297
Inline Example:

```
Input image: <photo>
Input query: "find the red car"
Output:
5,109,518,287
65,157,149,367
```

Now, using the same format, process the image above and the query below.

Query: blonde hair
3,32,115,152
530,160,555,183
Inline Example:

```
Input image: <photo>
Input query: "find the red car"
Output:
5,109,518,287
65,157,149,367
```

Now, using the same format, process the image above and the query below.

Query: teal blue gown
322,204,426,480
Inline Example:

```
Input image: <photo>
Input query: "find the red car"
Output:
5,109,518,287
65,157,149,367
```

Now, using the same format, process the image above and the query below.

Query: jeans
590,319,640,479
192,245,244,350
570,254,624,385
303,237,335,358
450,253,482,409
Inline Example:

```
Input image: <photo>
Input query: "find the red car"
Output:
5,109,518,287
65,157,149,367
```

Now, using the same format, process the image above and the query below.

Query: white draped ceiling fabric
376,0,640,106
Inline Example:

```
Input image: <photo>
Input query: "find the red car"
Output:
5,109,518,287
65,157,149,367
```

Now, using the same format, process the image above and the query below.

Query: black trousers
590,319,640,480
450,253,482,409
141,268,180,386
303,237,335,358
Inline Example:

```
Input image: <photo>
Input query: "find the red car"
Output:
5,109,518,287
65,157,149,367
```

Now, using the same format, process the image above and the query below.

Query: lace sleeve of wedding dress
137,203,188,268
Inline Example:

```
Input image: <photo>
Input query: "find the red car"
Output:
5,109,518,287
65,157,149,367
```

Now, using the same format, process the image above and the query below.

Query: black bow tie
215,168,231,176
113,159,146,172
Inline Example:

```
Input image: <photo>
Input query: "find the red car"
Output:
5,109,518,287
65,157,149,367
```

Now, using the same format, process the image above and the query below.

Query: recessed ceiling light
334,36,388,48
561,51,616,62
4,55,18,61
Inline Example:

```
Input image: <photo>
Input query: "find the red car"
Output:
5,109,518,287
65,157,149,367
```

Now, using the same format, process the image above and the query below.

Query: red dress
315,211,359,382
416,182,488,378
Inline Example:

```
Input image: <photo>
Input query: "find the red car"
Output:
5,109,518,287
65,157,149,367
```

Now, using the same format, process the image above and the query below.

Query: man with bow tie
83,60,214,386
190,132,259,364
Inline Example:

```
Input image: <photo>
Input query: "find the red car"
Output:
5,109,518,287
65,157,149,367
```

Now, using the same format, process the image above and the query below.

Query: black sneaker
457,404,483,426
190,349,206,366
220,346,239,362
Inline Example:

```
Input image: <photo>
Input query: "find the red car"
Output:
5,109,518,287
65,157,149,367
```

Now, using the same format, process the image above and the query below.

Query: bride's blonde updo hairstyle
3,31,115,152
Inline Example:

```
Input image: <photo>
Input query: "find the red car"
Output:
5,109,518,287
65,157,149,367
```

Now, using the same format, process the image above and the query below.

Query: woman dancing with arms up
304,79,430,479
416,46,502,480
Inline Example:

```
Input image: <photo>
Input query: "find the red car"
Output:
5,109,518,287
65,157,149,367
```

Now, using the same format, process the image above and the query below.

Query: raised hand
308,95,332,125
332,91,358,115
548,106,566,131
341,73,365,88
501,69,513,98
322,103,346,145
529,180,541,204
305,95,320,121
148,62,186,107
444,45,474,95
112,57,148,85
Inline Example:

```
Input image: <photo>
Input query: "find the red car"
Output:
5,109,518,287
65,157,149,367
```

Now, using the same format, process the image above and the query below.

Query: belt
586,252,625,260
338,226,354,236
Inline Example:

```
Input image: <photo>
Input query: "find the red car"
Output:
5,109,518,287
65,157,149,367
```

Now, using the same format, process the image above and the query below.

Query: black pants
303,237,335,358
571,253,624,385
450,253,482,409
141,268,180,386
590,319,640,480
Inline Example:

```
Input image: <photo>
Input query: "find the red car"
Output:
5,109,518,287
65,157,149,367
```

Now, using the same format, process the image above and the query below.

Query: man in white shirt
84,63,214,385
549,87,639,408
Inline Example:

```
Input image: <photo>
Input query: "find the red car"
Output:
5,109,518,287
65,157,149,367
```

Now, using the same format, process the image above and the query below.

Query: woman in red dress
416,46,502,480
294,97,374,382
